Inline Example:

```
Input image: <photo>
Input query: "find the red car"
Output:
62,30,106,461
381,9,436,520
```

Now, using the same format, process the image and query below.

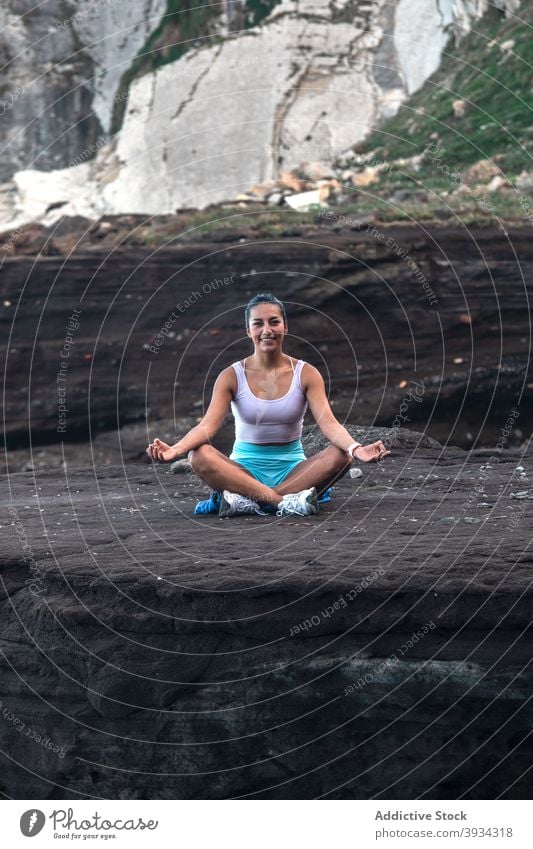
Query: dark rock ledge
1,430,532,799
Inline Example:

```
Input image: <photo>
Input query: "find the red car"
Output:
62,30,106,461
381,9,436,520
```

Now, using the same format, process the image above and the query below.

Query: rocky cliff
2,436,532,798
0,0,167,182
0,0,521,230
1,217,531,469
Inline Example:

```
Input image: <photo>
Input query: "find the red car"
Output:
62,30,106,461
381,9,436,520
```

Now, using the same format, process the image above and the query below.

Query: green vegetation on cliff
108,2,531,229
361,4,533,181
243,0,279,28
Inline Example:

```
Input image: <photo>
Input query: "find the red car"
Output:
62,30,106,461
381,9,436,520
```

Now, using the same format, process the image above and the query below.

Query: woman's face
247,303,287,352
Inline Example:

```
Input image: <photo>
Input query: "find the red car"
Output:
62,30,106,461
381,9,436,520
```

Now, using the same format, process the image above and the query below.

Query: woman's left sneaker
276,487,318,517
219,491,267,517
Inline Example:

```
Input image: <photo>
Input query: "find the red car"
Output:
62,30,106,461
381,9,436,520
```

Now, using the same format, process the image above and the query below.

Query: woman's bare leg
276,445,351,497
188,444,282,507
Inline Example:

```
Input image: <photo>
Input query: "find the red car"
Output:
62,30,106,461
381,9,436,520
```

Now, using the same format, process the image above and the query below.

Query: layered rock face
0,0,520,228
0,0,166,181
1,219,531,460
2,439,532,798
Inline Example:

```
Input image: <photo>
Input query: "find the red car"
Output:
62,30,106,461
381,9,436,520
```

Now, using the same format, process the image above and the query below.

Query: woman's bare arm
146,367,235,462
303,364,390,462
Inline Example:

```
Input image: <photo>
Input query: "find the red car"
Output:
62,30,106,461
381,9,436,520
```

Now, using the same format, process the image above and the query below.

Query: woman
146,293,390,517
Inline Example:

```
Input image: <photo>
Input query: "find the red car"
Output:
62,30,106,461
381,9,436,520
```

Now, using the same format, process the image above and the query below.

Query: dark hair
244,293,287,328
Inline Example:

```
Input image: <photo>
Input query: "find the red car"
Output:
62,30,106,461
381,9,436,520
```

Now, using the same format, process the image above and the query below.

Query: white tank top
230,359,308,443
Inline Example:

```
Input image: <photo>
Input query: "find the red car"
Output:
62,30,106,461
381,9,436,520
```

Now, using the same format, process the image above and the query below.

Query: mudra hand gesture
353,440,390,463
146,438,180,462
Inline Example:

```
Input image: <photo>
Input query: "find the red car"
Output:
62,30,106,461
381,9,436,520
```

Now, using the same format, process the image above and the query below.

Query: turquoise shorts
230,439,307,488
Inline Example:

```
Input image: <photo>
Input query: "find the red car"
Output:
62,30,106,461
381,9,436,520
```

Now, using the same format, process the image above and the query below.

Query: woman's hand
146,438,181,463
353,440,391,463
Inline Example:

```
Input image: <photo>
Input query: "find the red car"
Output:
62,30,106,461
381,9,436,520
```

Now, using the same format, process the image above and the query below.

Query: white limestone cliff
0,0,521,230
0,0,166,180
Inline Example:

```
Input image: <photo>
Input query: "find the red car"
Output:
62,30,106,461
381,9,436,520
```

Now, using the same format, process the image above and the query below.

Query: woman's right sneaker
276,487,318,517
219,491,267,518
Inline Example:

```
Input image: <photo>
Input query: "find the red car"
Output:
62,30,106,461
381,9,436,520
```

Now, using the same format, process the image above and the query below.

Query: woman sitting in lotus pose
146,293,390,517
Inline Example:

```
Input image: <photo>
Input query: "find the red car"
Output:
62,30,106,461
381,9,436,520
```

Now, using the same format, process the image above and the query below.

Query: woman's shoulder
299,362,322,389
216,365,238,392
299,360,319,376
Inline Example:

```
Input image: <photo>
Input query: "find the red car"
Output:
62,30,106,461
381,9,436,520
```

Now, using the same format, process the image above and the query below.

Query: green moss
244,0,280,27
135,0,218,73
361,4,533,177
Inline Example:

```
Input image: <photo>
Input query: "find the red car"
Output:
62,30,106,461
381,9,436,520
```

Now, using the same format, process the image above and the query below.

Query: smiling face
247,303,287,352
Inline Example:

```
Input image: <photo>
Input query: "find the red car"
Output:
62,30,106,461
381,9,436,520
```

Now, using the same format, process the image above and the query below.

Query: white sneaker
219,491,267,518
276,487,318,517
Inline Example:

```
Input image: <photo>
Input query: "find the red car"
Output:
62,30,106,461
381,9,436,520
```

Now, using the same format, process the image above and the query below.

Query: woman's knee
328,445,351,471
189,443,216,472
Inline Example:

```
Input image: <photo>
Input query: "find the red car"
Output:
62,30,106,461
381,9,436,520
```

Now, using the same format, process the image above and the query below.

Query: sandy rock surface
2,437,532,798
